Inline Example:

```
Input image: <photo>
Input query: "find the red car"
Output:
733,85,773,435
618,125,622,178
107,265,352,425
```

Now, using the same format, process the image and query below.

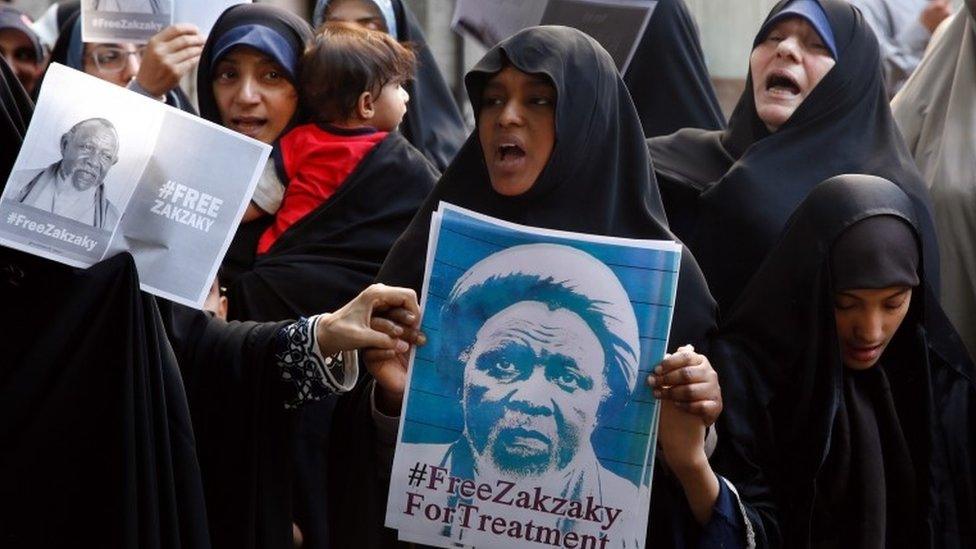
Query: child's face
833,286,912,370
477,66,556,196
212,46,298,144
369,81,409,131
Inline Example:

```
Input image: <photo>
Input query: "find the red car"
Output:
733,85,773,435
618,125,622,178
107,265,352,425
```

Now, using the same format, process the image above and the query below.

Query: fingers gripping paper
385,203,681,549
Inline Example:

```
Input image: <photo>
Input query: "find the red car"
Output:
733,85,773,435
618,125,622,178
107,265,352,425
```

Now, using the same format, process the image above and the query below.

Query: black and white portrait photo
11,117,121,229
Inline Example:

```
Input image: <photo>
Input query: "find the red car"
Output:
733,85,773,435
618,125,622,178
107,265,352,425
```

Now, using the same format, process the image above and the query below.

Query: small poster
385,203,681,548
0,63,270,308
81,0,173,44
452,0,657,73
173,0,250,37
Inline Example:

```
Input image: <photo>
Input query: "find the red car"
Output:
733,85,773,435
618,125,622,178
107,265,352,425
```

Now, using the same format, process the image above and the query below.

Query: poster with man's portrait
386,204,682,549
0,64,270,308
81,0,173,44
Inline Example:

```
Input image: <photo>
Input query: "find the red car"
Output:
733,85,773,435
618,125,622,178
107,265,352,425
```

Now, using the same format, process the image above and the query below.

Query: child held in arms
242,21,415,255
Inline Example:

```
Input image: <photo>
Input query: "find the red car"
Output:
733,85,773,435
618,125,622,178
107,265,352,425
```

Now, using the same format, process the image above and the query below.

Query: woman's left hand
648,344,722,426
315,283,422,357
647,344,722,524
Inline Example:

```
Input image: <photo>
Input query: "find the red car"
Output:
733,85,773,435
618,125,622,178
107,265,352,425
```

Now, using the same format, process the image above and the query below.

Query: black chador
330,26,722,549
711,175,976,548
625,0,726,137
647,0,938,313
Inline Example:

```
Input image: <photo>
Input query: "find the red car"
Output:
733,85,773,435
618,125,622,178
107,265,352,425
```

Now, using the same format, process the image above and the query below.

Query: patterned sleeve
275,315,359,409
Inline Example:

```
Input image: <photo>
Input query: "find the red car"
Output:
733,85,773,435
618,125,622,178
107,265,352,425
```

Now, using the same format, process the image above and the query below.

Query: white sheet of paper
173,0,250,36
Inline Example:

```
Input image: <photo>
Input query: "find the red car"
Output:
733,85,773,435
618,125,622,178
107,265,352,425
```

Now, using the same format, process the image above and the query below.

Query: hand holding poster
386,203,682,548
0,63,270,308
452,0,657,73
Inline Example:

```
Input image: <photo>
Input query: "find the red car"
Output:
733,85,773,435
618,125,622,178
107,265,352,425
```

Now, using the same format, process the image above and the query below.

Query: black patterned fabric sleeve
275,315,358,409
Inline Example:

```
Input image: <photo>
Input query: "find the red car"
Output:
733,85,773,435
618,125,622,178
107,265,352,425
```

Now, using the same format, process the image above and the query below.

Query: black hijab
711,175,975,548
377,25,716,351
647,0,938,314
198,4,312,293
0,58,211,549
0,57,30,179
625,0,725,137
197,3,312,128
332,25,719,549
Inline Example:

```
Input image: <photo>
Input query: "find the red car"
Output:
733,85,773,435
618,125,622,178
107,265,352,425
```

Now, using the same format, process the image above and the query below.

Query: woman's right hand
364,307,425,416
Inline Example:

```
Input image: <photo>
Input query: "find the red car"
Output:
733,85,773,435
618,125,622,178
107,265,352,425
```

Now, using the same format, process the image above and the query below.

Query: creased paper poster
81,0,173,44
452,0,657,73
386,203,681,548
0,63,270,308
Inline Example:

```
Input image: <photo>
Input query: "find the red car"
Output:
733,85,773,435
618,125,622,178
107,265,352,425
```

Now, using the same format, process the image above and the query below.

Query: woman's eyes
214,67,237,81
482,95,504,107
482,95,553,107
834,300,856,311
884,299,907,310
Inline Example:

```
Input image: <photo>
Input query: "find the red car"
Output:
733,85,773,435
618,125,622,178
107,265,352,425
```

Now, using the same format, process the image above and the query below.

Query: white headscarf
892,1,976,360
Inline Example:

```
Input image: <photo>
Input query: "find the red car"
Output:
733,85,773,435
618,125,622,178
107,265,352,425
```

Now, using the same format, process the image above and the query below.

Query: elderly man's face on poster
60,122,119,191
462,300,607,478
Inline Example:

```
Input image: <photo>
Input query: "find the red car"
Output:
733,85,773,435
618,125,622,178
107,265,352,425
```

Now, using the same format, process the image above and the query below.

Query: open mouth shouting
494,137,528,174
229,116,268,139
765,69,802,99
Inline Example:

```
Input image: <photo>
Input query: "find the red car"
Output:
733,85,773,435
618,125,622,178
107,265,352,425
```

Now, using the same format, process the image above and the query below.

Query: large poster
452,0,657,73
386,203,681,548
0,63,270,308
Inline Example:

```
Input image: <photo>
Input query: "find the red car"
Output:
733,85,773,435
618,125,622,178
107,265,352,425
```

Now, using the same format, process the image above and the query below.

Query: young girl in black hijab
712,175,976,548
647,0,938,314
331,26,752,548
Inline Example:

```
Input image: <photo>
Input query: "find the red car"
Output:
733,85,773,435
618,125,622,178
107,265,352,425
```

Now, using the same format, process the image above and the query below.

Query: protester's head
464,26,633,201
750,0,837,132
831,215,919,370
475,65,556,197
198,4,313,143
0,7,45,94
301,21,414,130
59,118,119,192
55,16,140,88
440,244,640,478
314,0,398,39
81,42,143,87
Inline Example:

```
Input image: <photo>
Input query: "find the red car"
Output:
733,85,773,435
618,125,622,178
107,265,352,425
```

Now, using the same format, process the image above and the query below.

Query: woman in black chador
330,25,754,549
647,0,938,314
712,174,976,548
